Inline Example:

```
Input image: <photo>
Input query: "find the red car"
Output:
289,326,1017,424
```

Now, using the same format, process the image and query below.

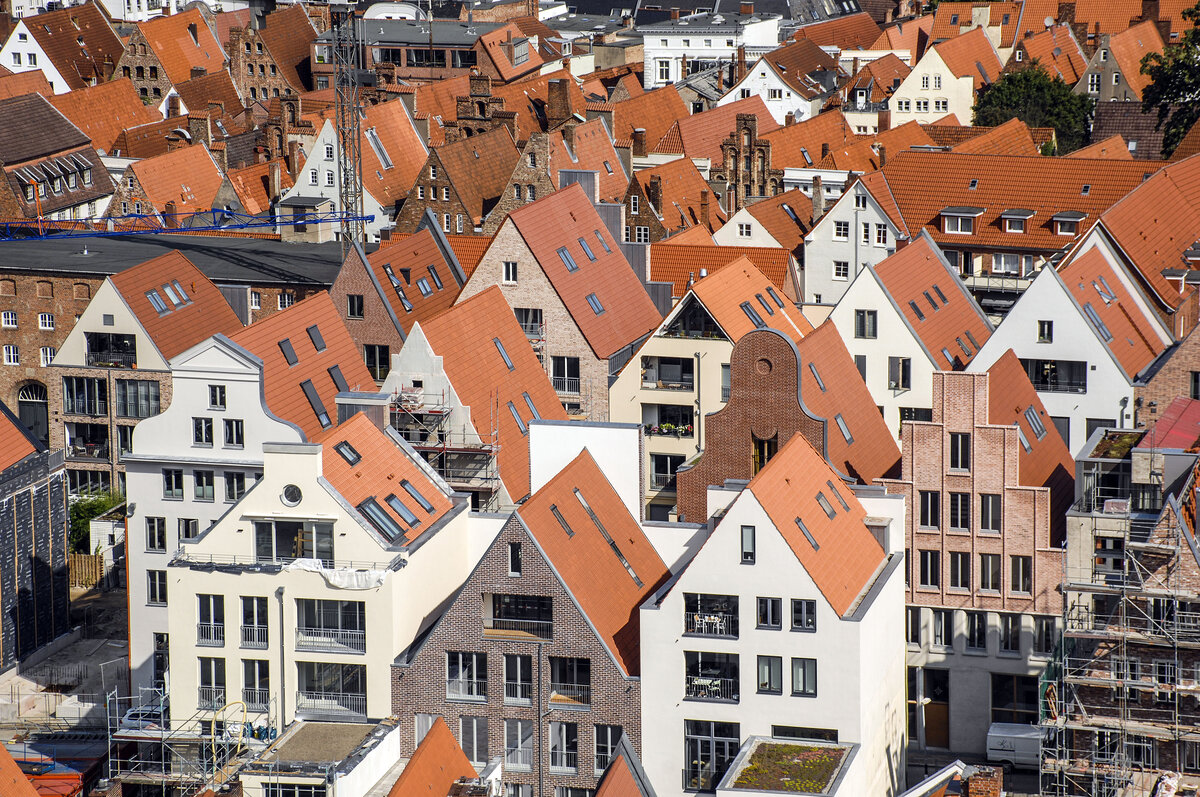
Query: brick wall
1135,322,1200,420
328,246,404,383
483,135,559,235
620,179,669,243
227,26,296,103
391,515,642,795
393,150,478,235
106,168,156,217
116,30,175,102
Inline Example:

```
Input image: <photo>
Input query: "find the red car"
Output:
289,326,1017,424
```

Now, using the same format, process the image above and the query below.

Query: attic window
279,338,298,365
306,325,326,352
1094,277,1115,304
756,294,775,316
146,290,168,313
300,379,331,428
522,391,540,420
401,479,435,512
494,337,515,370
172,280,190,303
365,127,393,170
578,238,597,262
595,230,611,253
800,147,812,166
957,336,972,357
816,492,836,518
550,504,574,537
924,291,938,311
335,441,361,465
163,283,182,306
1022,406,1047,440
575,487,642,587
1016,424,1032,453
808,362,826,391
968,179,978,190
385,494,421,527
794,517,820,551
908,300,925,321
508,401,528,434
328,365,349,392
557,247,579,272
586,293,605,315
932,284,948,304
834,413,853,443
1081,184,1091,196
1082,302,1113,342
359,497,407,540
965,330,980,350
950,13,958,23
740,301,766,329
428,265,443,290
826,480,850,511
766,287,785,308
603,161,613,174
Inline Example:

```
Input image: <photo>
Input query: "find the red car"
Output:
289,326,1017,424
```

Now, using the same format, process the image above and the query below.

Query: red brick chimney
736,45,747,81
811,175,825,223
546,78,571,129
740,1,754,12
700,189,711,229
670,7,680,17
784,111,795,126
877,144,887,167
962,766,1002,797
268,161,282,201
647,174,663,212
632,127,647,157
164,200,177,226
820,142,830,159
190,65,207,80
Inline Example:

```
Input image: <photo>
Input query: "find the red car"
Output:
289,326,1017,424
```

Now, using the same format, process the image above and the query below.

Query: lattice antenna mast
330,0,365,255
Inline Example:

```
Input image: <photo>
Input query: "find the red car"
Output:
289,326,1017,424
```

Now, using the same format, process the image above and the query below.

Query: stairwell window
741,525,755,564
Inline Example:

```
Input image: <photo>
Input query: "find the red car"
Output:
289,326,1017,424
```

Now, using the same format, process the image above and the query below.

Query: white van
986,722,1044,771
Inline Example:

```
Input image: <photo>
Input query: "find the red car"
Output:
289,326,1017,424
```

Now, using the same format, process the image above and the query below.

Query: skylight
163,283,182,307
826,480,850,511
966,330,981,351
1016,424,1032,453
328,365,349,392
550,503,573,537
578,237,597,262
334,441,361,465
924,291,938,311
595,230,611,253
301,379,331,428
835,413,853,443
306,325,326,352
1082,303,1112,342
816,492,836,518
359,497,406,540
494,337,514,370
908,301,925,321
932,284,948,304
740,301,766,329
428,265,443,290
508,401,527,434
1093,278,1115,304
172,280,189,303
756,294,775,316
586,293,605,315
557,246,578,272
941,348,955,367
957,337,972,356
766,287,785,308
385,494,420,526
417,278,433,297
279,338,298,366
365,127,393,169
794,517,820,550
575,487,642,587
146,290,168,313
1024,406,1047,439
808,362,826,391
968,179,978,189
781,204,800,224
1081,184,1091,195
522,391,540,420
401,479,435,512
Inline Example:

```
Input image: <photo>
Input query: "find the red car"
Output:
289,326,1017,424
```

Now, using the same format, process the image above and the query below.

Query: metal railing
685,611,738,637
63,399,106,416
549,749,578,773
67,443,109,460
519,321,544,338
683,766,717,792
651,473,677,491
721,385,731,401
242,688,270,712
197,686,225,710
1066,605,1200,642
644,378,694,391
505,746,533,770
295,690,367,720
549,682,591,706
504,681,532,704
1027,376,1087,394
684,674,739,702
295,627,366,653
485,618,553,640
86,350,136,368
172,550,395,571
446,678,488,701
241,625,268,649
196,623,225,647
552,376,580,394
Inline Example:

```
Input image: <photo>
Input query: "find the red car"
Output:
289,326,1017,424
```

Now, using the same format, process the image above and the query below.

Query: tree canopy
972,63,1095,153
70,491,124,553
1141,0,1200,157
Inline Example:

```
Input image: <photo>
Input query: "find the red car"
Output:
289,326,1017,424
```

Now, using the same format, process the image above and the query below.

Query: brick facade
391,515,642,796
393,149,482,236
711,113,784,213
328,246,405,383
1135,322,1200,422
442,74,516,143
482,134,561,235
227,26,296,103
676,330,826,523
117,28,181,102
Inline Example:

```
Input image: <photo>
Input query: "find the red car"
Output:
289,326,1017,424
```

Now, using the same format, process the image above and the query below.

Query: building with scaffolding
1043,398,1200,796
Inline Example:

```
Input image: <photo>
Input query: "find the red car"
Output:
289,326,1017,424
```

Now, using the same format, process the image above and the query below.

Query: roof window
1093,277,1115,304
1081,184,1090,195
586,293,605,315
808,362,826,391
279,338,298,366
766,286,785,308
365,127,393,169
968,178,978,189
385,494,420,527
932,284,948,304
557,246,578,272
1024,406,1047,440
834,413,853,443
306,324,326,352
965,330,980,350
396,287,413,312
494,337,514,370
578,237,597,262
816,492,836,518
359,497,407,540
162,283,184,307
300,379,331,428
1016,423,1032,453
575,487,642,587
401,479,435,512
328,365,349,392
172,280,189,303
146,290,168,313
595,230,611,253
941,348,955,367
924,290,938,311
522,391,540,420
1082,302,1112,342
508,401,527,434
428,265,443,290
756,294,775,316
550,504,574,537
794,517,820,550
826,480,850,511
416,278,433,297
957,336,972,356
334,441,361,465
740,301,766,328
908,300,925,321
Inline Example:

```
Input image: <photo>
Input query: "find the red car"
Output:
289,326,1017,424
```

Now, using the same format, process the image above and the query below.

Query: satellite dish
1043,15,1054,28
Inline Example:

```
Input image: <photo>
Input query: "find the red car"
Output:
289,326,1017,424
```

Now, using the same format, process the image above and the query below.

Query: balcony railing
198,686,226,710
549,750,578,774
63,399,106,416
295,690,367,721
1028,377,1087,394
295,627,366,654
241,625,268,649
196,623,225,647
643,378,694,391
520,321,544,338
721,385,731,402
645,424,694,438
549,682,591,707
446,678,488,701
684,611,738,637
505,747,533,771
243,688,270,712
86,350,137,368
552,376,580,394
651,473,677,491
67,443,109,460
504,681,532,704
684,674,739,702
485,618,553,640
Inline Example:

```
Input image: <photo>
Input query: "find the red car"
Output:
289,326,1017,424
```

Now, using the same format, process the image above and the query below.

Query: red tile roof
757,38,843,101
257,5,318,92
595,751,647,797
689,256,813,342
872,233,993,369
1017,24,1087,83
109,115,187,159
174,69,244,117
841,52,910,104
816,119,935,170
1066,135,1132,159
631,156,726,235
213,10,252,47
1071,0,1192,39
659,224,716,246
608,85,688,149
949,116,1040,156
420,286,567,501
742,189,814,253
649,243,793,298
22,2,124,91
109,250,242,361
747,433,886,617
797,320,901,482
477,22,546,82
491,69,588,140
1170,119,1200,162
1140,397,1200,451
0,745,39,797
127,144,225,213
931,2,1022,47
386,717,475,797
792,12,882,49
314,412,455,546
759,110,857,170
0,70,52,100
366,227,465,337
226,158,293,216
871,14,934,64
137,8,226,88
229,292,375,440
359,99,428,212
49,78,161,154
506,182,662,358
549,117,627,202
1107,20,1163,100
922,120,1057,149
518,449,669,676
932,26,1003,89
855,170,908,235
432,124,520,226
654,95,780,163
0,400,39,473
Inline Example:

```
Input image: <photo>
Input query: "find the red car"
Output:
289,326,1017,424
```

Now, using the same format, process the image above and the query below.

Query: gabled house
929,1,1023,58
622,156,725,243
653,94,780,166
474,22,548,83
116,9,226,103
712,188,813,260
461,183,662,420
391,446,670,790
226,158,293,218
166,68,244,120
716,38,843,125
870,13,934,65
1008,24,1086,84
48,78,161,155
791,11,883,50
226,5,318,101
833,52,910,135
1074,20,1163,102
889,27,1002,125
0,3,123,93
829,232,994,437
640,432,906,796
105,144,232,221
646,242,801,301
640,8,782,90
586,84,688,156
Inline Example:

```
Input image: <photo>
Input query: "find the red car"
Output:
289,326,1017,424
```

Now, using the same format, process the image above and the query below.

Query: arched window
17,382,48,446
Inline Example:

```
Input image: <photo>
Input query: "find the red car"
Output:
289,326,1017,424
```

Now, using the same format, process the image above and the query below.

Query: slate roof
654,95,780,163
229,292,374,440
432,125,520,225
136,8,226,88
758,109,857,169
127,144,225,214
517,449,669,676
22,2,124,91
650,243,793,297
257,5,318,92
1016,24,1087,83
689,256,813,342
108,250,242,361
49,78,161,155
506,182,662,358
385,718,475,797
792,11,882,48
0,92,89,164
931,25,1002,89
631,156,726,235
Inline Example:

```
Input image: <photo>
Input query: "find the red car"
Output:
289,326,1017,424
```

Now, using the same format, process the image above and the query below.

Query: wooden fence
68,553,103,588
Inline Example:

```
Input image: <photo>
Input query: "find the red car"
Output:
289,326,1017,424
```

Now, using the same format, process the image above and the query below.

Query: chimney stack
811,175,825,223
784,111,795,126
546,78,571,129
164,201,177,226
877,144,887,167
190,65,207,80
740,1,754,12
671,7,680,17
736,45,747,81
268,161,282,201
820,142,830,159
962,766,1002,797
632,127,647,157
700,189,711,229
647,174,663,212
287,140,302,177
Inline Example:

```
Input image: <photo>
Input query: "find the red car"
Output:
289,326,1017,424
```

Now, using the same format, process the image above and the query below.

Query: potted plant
660,422,674,434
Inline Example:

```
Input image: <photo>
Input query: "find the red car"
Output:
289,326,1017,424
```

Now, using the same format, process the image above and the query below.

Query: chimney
188,112,212,146
736,45,747,81
877,144,887,167
102,55,115,81
190,65,207,80
469,71,492,97
739,1,754,12
670,7,680,17
784,111,795,126
700,189,711,229
546,78,571,129
811,175,825,223
647,174,663,212
820,142,830,159
164,200,177,227
681,51,688,77
632,127,647,157
962,766,1002,797
287,140,302,177
268,161,282,201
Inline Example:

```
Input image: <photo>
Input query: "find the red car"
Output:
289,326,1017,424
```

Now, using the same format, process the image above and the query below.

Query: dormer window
945,215,973,234
1006,218,1025,233
1053,211,1084,235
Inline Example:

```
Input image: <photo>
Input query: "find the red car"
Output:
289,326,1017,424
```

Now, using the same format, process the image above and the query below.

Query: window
1006,217,1026,233
1034,617,1055,655
1038,320,1053,342
980,494,1001,533
999,614,1020,652
875,224,887,245
907,607,922,645
919,490,939,528
556,247,578,272
897,99,911,112
193,417,213,446
757,597,782,629
2,345,18,366
949,432,969,469
966,611,987,650
1057,219,1078,236
635,226,649,243
741,525,755,563
980,554,1001,591
505,718,533,770
225,472,246,502
585,293,605,314
147,570,167,604
949,551,969,589
991,673,1038,723
278,293,295,310
861,223,870,244
629,194,639,215
507,542,521,576
1024,407,1047,439
657,59,670,82
888,356,911,390
116,380,159,418
916,99,929,112
146,517,166,551
194,470,215,501
737,223,751,237
250,292,261,310
934,99,948,113
854,309,877,339
363,345,389,381
163,469,184,499
833,220,849,240
40,347,55,366
447,651,487,700
1011,556,1032,593
833,261,849,280
37,312,54,330
757,656,782,694
919,550,939,587
932,610,952,647
948,493,970,531
205,384,226,410
944,215,973,234
595,725,621,775
458,716,488,766
300,379,331,428
325,171,335,187
549,721,578,773
791,658,817,696
921,75,929,89
791,599,816,632
1088,72,1100,93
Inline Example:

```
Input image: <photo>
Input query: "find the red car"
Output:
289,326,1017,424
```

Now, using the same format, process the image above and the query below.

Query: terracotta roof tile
213,9,251,47
385,232,494,280
518,449,669,675
759,109,857,169
136,8,225,88
1171,119,1200,162
257,5,318,92
817,119,934,170
0,745,39,797
433,125,520,225
792,11,883,49
950,116,1040,156
174,69,243,116
855,170,907,234
110,115,187,159
367,227,466,337
1017,24,1087,83
1070,0,1191,38
932,26,1003,89
659,224,715,245
1107,20,1163,100
511,15,566,62
314,413,455,546
921,120,1055,149
359,99,428,211
746,433,886,617
1139,397,1200,451
649,243,793,297
871,14,934,64
872,233,993,368
796,320,901,482
742,189,814,252
1066,134,1132,159
0,70,51,100
842,52,910,103
22,2,124,91
0,399,40,473
420,286,567,501
549,117,627,202
490,69,588,140
931,2,1022,47
689,256,813,342
226,158,293,216
507,183,662,358
412,73,470,129
758,38,843,100
127,144,225,213
386,718,475,797
229,292,375,440
654,95,780,163
49,78,161,154
608,84,688,147
478,22,546,82
632,156,726,235
109,250,242,361
595,751,647,797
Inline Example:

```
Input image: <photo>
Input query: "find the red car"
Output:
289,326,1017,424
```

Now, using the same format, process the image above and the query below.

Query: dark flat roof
0,234,347,286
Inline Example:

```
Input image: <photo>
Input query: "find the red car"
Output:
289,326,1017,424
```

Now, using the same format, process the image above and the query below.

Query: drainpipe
536,642,545,797
694,352,702,454
275,586,286,725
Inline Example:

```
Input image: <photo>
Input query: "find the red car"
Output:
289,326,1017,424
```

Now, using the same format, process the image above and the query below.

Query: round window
281,484,302,506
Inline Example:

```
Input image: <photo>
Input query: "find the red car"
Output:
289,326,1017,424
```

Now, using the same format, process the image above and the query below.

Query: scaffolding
1041,434,1200,797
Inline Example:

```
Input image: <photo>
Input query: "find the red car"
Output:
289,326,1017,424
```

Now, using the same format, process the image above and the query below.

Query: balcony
484,617,553,640
552,376,580,394
196,623,225,647
241,625,268,649
504,681,532,705
295,690,367,722
519,321,544,338
197,686,226,710
549,750,578,774
446,678,488,702
84,333,136,368
684,611,738,637
651,473,677,491
243,688,270,712
505,747,533,771
684,675,739,702
549,682,591,709
86,350,137,368
645,423,694,438
295,627,366,654
67,442,109,461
